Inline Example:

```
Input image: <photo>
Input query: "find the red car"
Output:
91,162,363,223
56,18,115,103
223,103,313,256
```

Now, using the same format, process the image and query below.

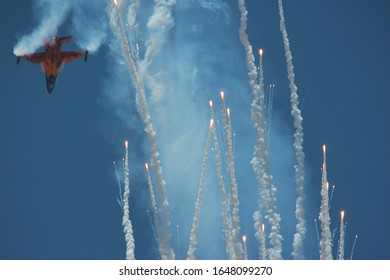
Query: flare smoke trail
314,218,321,257
265,84,275,151
122,141,135,260
319,145,333,259
210,103,235,259
278,0,306,260
242,235,248,260
146,209,158,241
113,161,124,209
350,235,358,260
110,0,174,259
238,0,282,260
187,120,213,260
221,93,243,259
145,163,164,255
338,211,345,260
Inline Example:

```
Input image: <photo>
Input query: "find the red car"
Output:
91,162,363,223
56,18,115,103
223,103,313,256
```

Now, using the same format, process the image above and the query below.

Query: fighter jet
16,35,88,94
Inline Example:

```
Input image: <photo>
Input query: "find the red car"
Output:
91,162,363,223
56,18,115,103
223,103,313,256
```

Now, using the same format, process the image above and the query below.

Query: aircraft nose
46,75,56,94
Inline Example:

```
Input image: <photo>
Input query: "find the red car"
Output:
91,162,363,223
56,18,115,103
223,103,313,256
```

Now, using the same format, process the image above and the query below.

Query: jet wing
61,51,87,63
57,36,73,47
19,52,46,64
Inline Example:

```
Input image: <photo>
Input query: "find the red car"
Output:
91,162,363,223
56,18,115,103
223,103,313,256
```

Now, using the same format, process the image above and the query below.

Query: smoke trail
141,0,177,104
314,218,321,257
110,1,174,260
319,145,333,259
266,84,275,151
221,93,243,259
350,235,358,260
237,0,283,260
338,211,345,260
143,0,176,66
330,185,336,205
113,161,124,209
145,163,165,258
146,209,158,241
187,120,213,260
71,1,107,53
14,0,107,56
212,123,235,260
242,235,248,260
14,0,73,55
210,104,235,259
278,0,306,260
253,214,267,260
122,141,135,260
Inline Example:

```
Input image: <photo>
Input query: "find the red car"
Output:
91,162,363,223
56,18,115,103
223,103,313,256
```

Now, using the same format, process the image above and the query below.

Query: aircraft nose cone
46,75,56,94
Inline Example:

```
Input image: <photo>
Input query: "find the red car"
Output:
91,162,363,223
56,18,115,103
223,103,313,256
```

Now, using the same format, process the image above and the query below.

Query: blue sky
1,0,389,260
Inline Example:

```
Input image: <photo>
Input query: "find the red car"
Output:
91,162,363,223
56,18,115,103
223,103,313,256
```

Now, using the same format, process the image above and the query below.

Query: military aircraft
16,35,88,94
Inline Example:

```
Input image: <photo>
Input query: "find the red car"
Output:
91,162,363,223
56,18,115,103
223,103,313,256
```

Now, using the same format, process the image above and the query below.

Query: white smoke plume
221,97,243,259
278,0,306,260
238,0,283,260
319,145,333,259
142,0,177,70
210,104,235,259
253,211,267,259
122,141,135,260
338,211,345,260
14,0,107,56
187,121,212,260
71,1,107,53
109,0,174,260
14,0,73,55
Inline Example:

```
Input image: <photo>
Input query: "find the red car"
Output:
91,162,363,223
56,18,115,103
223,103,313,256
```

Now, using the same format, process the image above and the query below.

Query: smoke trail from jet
278,0,306,260
338,211,345,260
14,0,73,55
14,0,108,56
238,0,282,260
122,141,135,260
221,93,243,259
319,145,333,259
71,1,107,53
187,119,213,260
110,0,174,260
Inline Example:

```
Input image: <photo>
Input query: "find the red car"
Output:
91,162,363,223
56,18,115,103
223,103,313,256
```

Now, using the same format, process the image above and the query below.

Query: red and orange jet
17,35,88,94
